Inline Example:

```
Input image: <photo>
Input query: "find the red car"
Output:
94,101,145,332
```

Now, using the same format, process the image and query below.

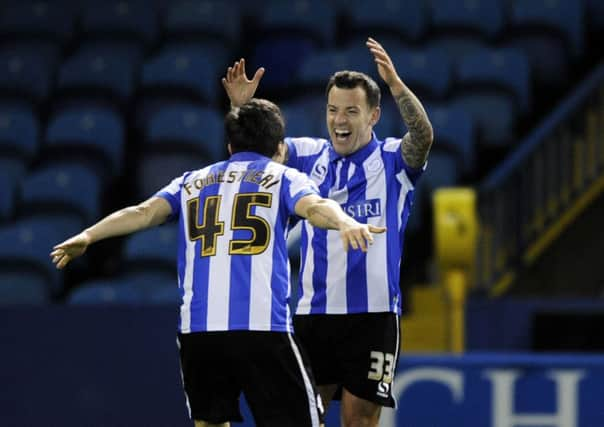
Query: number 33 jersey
155,151,319,334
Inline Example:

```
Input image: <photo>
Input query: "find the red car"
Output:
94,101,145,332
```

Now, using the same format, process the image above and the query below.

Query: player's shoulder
286,136,330,156
381,137,403,153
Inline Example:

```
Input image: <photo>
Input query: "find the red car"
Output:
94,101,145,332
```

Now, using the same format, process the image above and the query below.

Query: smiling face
326,85,380,156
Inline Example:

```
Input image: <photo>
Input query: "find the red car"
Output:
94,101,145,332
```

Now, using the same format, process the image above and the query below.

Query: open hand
50,232,91,269
366,37,402,89
340,223,387,252
221,58,265,107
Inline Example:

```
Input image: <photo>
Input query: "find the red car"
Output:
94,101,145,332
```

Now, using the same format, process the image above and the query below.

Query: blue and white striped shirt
286,134,424,315
156,151,319,333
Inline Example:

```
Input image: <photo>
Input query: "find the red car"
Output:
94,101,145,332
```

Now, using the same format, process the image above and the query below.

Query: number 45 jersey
155,151,319,334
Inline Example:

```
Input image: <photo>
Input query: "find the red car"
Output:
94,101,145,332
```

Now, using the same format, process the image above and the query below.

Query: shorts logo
377,381,390,398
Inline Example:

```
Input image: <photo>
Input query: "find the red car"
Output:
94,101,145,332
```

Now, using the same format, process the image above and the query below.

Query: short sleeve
281,167,319,217
153,174,185,219
285,137,327,175
382,137,427,185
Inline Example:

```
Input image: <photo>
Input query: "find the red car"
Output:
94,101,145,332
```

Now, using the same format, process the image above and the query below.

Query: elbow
133,204,154,228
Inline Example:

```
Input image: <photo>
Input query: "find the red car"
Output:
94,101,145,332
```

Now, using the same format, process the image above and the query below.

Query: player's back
157,151,318,334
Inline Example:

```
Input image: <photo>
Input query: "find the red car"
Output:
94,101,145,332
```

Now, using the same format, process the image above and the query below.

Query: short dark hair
225,98,285,158
325,70,381,109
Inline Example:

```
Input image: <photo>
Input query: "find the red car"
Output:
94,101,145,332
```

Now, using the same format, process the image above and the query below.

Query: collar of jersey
329,132,379,166
229,151,271,162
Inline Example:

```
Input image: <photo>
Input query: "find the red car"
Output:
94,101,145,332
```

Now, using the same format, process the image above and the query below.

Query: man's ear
370,106,381,127
227,143,232,155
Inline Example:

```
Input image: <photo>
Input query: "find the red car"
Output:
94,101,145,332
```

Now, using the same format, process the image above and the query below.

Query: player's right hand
50,231,92,269
222,58,265,108
340,223,386,252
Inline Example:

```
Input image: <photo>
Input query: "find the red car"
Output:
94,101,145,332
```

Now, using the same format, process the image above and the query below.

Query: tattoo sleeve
396,89,434,168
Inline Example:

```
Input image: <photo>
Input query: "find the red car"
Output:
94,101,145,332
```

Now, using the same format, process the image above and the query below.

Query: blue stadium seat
248,0,337,94
373,101,397,139
507,0,584,88
19,163,102,224
455,47,531,114
121,272,179,305
81,0,158,47
57,42,143,102
0,272,50,305
140,42,228,106
137,152,214,199
255,0,336,47
388,45,453,101
123,224,178,270
250,39,316,94
585,0,604,34
427,0,504,61
425,104,476,175
164,0,240,45
452,47,531,146
450,94,516,148
0,42,59,103
0,157,27,184
0,0,76,44
345,0,427,44
67,279,143,305
429,0,505,39
146,103,224,162
0,216,80,294
0,103,39,160
297,45,374,92
281,96,326,138
0,171,17,221
45,107,124,178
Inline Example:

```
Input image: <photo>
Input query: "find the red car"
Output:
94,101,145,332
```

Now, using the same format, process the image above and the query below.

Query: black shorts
293,312,400,407
177,331,323,427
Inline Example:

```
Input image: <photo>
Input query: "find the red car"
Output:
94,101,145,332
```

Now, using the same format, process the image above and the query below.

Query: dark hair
325,70,381,109
225,98,285,158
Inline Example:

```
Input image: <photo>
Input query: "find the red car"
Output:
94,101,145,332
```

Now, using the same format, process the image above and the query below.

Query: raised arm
295,194,385,252
367,37,434,169
50,197,172,269
222,58,265,107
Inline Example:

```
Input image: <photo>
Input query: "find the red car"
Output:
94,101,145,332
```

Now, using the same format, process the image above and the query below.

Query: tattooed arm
366,37,434,168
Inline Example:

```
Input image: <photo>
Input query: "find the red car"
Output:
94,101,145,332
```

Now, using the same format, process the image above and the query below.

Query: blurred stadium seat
19,163,102,224
507,0,584,89
281,95,326,138
425,104,476,175
67,278,143,305
0,272,50,305
140,42,228,108
145,103,225,162
0,171,17,221
122,224,178,272
57,42,143,105
344,0,427,45
452,47,531,147
297,45,374,93
136,152,213,199
163,0,241,45
45,106,124,178
80,0,158,47
0,0,76,45
389,44,453,101
0,42,60,104
0,216,80,294
0,102,39,161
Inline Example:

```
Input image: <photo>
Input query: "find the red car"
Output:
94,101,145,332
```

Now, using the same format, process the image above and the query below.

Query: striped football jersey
286,134,425,315
156,151,319,333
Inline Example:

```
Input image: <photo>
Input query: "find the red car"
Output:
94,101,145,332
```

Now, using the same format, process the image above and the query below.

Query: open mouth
334,130,351,142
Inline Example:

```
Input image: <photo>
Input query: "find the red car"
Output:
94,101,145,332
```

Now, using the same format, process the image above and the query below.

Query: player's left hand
366,37,402,89
222,58,265,108
50,232,91,269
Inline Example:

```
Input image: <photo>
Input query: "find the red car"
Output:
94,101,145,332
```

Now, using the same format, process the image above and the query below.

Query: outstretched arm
222,58,265,107
295,194,386,252
50,197,172,269
367,37,434,169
